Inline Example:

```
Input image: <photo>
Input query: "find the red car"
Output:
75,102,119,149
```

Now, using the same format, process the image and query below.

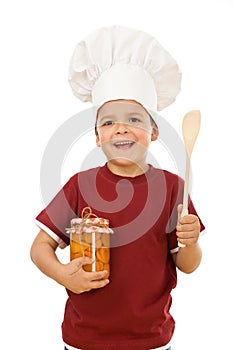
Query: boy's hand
176,213,201,247
60,256,109,294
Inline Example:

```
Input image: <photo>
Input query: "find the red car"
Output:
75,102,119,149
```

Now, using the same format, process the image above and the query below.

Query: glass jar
66,207,113,278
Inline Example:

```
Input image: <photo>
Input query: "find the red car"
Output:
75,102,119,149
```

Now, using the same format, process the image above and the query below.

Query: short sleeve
35,174,79,247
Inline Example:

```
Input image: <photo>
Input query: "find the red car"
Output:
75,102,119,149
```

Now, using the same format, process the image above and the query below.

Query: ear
96,134,101,147
151,125,159,141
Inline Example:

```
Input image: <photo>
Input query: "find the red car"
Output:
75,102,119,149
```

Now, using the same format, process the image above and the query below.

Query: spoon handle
181,154,190,217
178,154,190,248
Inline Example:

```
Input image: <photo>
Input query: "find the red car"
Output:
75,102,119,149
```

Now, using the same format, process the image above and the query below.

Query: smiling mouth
113,140,135,150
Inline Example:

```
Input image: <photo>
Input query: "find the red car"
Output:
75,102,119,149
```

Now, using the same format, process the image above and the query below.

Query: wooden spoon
178,110,201,248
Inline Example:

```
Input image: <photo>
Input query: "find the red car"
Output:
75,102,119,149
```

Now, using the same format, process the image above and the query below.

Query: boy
31,26,205,350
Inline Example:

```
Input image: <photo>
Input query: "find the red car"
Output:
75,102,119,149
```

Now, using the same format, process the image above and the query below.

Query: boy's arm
172,214,202,273
30,230,109,293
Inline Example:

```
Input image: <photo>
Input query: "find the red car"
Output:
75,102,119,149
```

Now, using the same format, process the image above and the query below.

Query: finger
177,230,200,247
177,237,198,246
86,270,109,281
177,216,200,232
90,278,110,290
80,256,94,265
180,214,200,224
177,204,183,223
176,230,197,240
177,238,190,246
176,223,199,232
78,272,109,293
71,256,94,266
70,256,94,275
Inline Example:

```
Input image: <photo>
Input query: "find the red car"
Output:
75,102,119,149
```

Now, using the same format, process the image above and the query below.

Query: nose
115,122,129,134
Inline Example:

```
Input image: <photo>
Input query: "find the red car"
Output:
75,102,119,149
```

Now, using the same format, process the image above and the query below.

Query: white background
1,0,232,349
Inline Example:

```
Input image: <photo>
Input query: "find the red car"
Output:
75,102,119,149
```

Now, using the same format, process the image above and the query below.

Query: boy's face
96,100,158,174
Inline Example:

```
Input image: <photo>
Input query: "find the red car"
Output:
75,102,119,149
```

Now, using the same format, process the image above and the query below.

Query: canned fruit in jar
96,248,110,263
67,207,113,279
70,236,110,277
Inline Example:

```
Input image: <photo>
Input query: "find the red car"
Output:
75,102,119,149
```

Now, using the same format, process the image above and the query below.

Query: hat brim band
92,63,157,113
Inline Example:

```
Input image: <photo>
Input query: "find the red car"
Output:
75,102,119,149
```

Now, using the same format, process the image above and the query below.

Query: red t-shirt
36,164,205,350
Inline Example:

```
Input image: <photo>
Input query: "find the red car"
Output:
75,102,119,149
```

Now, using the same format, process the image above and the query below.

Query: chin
109,159,133,166
109,158,143,168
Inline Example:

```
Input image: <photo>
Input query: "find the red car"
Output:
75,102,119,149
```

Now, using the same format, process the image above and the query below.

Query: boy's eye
102,120,113,126
129,117,140,123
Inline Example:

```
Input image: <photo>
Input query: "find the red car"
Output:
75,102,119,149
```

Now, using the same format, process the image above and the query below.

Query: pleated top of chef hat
68,26,182,113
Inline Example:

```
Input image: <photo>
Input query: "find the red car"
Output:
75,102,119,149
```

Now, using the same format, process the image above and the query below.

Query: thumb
177,204,183,223
69,256,94,273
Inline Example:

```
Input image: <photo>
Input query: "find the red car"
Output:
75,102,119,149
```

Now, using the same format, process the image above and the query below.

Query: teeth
114,141,134,146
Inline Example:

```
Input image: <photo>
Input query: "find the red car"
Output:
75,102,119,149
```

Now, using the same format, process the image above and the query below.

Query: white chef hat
68,26,182,115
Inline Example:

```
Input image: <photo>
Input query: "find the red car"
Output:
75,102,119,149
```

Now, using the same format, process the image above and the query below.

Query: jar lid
66,207,113,234
71,217,109,226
